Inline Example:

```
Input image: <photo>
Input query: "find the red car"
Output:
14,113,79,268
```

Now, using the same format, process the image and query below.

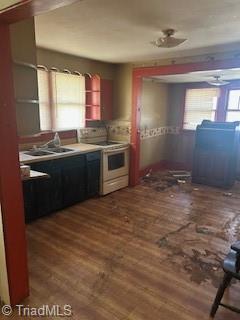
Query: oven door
103,147,129,181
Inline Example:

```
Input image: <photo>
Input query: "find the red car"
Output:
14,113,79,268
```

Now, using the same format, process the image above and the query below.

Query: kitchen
1,1,240,319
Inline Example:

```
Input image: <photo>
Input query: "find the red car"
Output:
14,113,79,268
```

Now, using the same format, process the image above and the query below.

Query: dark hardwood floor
5,172,240,319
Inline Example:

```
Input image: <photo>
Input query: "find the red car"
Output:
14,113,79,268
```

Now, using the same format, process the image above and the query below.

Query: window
37,69,86,131
51,72,85,129
37,69,52,131
183,88,220,130
226,89,240,122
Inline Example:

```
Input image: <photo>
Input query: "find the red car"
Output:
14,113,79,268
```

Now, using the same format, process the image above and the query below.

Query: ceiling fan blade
207,80,229,86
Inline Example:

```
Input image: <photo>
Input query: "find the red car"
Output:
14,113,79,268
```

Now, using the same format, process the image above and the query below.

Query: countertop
22,170,50,181
19,143,103,164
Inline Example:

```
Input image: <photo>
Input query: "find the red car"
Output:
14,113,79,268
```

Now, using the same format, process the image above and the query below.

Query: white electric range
88,140,130,195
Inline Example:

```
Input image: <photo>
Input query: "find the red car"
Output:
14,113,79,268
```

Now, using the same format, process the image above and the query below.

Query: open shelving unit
85,74,101,122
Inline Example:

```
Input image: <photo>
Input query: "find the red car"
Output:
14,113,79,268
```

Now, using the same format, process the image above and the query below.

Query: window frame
182,81,240,131
37,67,88,132
182,84,220,131
225,88,240,122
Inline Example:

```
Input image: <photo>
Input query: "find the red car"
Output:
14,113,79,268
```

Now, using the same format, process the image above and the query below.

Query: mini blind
37,69,52,131
51,72,86,130
183,88,220,130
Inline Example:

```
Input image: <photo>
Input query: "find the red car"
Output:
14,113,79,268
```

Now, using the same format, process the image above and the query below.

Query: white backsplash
140,126,180,140
78,123,180,143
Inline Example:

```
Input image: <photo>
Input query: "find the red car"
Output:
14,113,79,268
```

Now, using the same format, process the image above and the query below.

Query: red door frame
0,0,80,305
130,58,240,186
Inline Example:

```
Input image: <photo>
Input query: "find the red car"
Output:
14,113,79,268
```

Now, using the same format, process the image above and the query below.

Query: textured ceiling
35,0,240,63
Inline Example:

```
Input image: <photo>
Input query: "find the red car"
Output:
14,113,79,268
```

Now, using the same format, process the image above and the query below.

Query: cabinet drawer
102,175,128,195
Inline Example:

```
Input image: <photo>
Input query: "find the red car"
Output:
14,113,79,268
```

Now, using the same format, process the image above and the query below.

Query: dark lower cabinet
31,159,63,215
86,152,100,198
22,151,101,222
61,155,86,207
22,180,36,223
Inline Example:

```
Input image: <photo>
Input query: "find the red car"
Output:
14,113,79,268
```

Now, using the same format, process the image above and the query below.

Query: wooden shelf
16,99,39,104
13,60,37,70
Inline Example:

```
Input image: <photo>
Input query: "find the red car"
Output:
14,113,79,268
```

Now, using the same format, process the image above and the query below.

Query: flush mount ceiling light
151,29,187,48
207,76,230,86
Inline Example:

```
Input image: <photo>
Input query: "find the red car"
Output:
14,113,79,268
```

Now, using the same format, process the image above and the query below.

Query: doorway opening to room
130,60,240,186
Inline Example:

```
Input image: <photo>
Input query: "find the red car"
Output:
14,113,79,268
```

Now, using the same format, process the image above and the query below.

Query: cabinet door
101,79,113,120
22,180,36,223
34,178,52,218
86,152,100,198
61,155,86,207
31,159,63,215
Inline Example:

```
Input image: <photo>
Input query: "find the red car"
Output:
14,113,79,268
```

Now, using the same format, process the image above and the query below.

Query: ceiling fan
207,76,229,86
151,29,187,48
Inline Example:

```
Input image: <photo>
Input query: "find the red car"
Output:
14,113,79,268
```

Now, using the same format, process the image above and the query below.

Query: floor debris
168,170,191,179
142,172,179,191
124,216,130,223
177,179,186,184
223,192,233,197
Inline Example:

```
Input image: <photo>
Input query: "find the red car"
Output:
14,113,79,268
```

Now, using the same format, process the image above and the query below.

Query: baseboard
139,160,191,177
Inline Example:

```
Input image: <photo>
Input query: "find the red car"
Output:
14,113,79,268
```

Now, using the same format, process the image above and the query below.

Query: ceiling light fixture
207,76,230,86
151,29,187,48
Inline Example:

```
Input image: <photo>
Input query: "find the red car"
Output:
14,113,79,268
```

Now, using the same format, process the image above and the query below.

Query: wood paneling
9,175,240,319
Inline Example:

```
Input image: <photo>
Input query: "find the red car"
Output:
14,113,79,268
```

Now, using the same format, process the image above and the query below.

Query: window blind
37,69,52,131
51,72,86,130
183,88,220,130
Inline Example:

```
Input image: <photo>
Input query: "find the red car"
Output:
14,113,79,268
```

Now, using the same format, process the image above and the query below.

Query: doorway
130,59,240,186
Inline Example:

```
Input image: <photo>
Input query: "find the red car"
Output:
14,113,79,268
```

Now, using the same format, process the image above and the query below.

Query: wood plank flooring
4,172,240,319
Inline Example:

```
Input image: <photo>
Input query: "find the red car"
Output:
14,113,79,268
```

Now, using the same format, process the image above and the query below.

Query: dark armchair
210,241,240,317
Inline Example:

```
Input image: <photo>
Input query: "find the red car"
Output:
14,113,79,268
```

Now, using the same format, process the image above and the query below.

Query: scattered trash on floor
142,172,179,191
193,188,199,191
141,171,193,192
156,237,168,247
178,179,186,184
168,170,191,179
196,226,211,235
145,169,153,177
124,216,130,223
223,192,233,197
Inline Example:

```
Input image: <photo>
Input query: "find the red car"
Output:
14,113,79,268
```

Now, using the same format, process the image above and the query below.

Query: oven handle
103,147,129,154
